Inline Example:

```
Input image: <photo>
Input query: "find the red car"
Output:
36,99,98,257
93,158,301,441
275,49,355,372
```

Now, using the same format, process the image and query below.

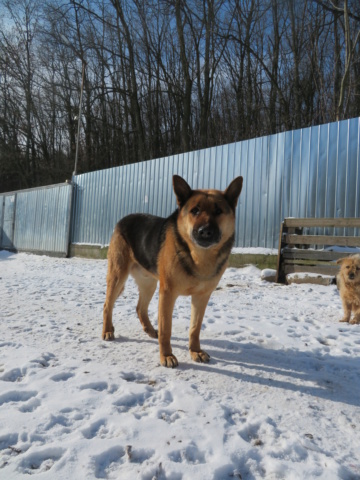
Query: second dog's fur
336,254,360,324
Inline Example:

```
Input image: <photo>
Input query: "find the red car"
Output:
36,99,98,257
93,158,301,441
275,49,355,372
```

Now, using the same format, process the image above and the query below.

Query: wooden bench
276,218,360,284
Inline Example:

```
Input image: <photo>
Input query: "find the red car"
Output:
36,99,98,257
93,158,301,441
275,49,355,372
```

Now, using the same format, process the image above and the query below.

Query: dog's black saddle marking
118,213,176,274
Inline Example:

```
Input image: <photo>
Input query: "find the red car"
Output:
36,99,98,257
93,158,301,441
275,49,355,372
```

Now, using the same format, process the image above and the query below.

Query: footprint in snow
0,390,38,407
121,372,147,383
92,445,155,478
18,447,66,475
29,353,56,369
158,409,184,423
50,372,75,382
0,341,22,349
0,433,19,451
112,390,152,413
92,446,125,478
81,419,108,440
18,398,41,413
169,442,206,465
0,367,26,382
79,381,108,392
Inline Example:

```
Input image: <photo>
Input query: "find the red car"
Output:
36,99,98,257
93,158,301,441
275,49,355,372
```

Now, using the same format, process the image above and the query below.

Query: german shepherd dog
102,175,243,367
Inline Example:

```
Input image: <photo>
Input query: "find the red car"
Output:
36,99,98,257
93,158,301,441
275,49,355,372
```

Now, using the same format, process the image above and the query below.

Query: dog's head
336,254,360,285
172,175,243,249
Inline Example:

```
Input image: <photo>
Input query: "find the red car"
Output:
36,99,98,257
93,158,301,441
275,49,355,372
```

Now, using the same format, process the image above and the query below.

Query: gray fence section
1,117,359,255
72,117,360,249
0,183,73,256
0,194,16,248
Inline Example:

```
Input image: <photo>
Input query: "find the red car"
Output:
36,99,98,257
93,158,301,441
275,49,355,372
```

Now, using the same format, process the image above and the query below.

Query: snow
1,250,360,479
260,269,277,281
232,247,277,255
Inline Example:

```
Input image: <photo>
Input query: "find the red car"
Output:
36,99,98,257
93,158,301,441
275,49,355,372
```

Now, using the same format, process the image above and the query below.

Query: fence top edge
283,217,360,228
0,182,73,197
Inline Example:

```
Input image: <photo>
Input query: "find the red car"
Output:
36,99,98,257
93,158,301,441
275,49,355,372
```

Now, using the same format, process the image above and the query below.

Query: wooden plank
284,234,360,247
283,264,339,276
281,250,354,261
275,221,285,283
283,217,360,228
282,259,338,267
277,217,360,284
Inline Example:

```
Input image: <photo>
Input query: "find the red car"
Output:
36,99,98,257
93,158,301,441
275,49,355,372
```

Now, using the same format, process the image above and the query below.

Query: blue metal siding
0,183,73,256
1,195,16,248
0,196,3,245
3,117,358,254
71,117,360,249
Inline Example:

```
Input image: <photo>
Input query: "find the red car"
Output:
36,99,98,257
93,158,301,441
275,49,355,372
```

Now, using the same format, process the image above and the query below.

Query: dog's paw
349,317,360,325
160,354,178,368
190,349,210,363
102,331,115,340
143,327,158,339
339,317,350,323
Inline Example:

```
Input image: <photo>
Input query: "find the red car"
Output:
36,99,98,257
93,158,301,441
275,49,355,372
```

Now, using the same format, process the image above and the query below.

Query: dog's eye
346,266,350,269
191,206,200,216
214,205,222,216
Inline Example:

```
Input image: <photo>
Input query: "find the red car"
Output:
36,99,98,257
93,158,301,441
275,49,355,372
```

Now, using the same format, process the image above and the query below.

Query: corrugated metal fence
0,183,73,256
71,117,360,249
1,117,359,255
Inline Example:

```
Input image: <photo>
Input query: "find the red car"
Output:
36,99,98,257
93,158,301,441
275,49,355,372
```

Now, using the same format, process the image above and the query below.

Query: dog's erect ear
336,258,346,265
224,176,243,210
173,175,192,207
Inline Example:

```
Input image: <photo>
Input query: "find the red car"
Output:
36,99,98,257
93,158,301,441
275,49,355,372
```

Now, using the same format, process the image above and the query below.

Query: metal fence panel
0,195,3,246
71,117,360,249
0,183,73,256
1,195,16,248
3,118,357,256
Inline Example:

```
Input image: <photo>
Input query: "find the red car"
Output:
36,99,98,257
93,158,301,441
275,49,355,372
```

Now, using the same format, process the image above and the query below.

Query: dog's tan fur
336,254,360,324
102,175,243,367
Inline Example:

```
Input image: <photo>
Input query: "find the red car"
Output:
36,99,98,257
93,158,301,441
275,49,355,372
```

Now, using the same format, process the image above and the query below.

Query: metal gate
0,183,73,257
0,195,16,249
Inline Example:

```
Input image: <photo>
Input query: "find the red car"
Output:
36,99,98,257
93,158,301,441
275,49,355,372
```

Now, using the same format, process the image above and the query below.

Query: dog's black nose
349,273,355,280
194,224,220,247
198,225,215,239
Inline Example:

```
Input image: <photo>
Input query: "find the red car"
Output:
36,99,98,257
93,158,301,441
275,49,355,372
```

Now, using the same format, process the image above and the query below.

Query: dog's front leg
349,304,360,324
189,293,212,363
158,286,178,368
340,298,352,323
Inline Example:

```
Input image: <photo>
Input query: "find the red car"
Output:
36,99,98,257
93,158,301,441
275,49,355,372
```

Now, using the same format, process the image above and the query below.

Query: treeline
0,0,360,193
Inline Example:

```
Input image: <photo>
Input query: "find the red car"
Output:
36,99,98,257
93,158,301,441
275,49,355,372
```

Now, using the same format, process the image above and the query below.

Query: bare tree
335,0,360,119
1,0,360,193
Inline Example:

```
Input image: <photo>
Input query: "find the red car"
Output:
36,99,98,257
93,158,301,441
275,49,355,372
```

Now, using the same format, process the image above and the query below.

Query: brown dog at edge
102,175,243,367
336,254,360,324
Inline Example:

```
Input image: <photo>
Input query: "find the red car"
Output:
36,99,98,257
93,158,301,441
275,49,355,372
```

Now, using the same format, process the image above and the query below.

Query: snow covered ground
0,250,360,479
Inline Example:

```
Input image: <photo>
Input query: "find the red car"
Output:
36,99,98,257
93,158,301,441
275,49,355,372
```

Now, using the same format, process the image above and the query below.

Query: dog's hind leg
131,266,158,339
102,234,131,340
103,274,126,340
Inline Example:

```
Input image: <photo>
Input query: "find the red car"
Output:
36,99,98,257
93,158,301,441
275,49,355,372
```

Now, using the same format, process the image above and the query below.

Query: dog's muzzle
193,223,221,248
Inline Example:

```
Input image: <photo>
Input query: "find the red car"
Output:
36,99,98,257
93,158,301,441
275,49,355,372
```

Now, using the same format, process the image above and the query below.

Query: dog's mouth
347,273,358,281
345,271,360,283
192,224,221,248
